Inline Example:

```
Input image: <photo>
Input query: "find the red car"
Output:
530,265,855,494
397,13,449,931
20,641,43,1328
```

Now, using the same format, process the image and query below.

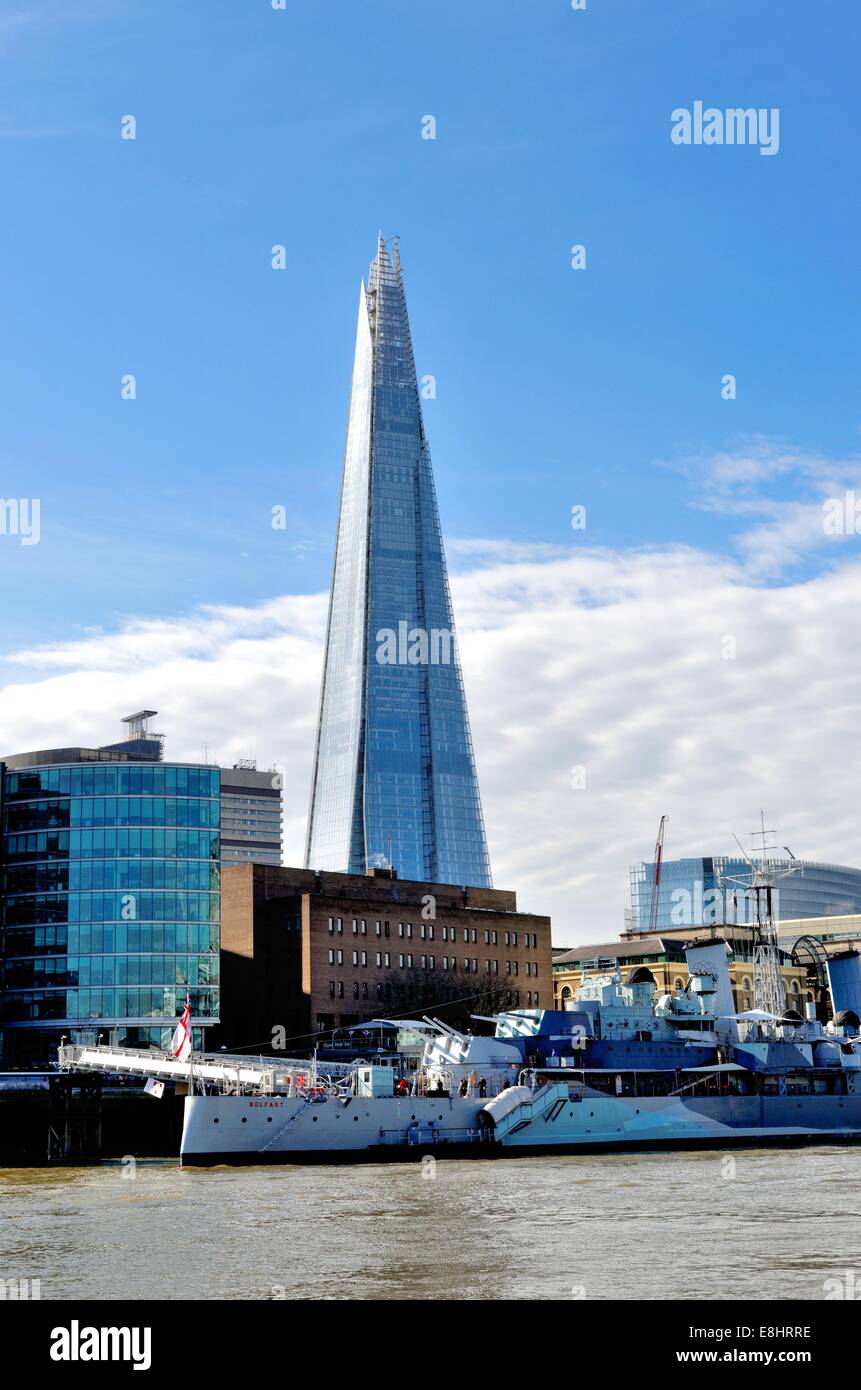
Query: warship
60,936,861,1165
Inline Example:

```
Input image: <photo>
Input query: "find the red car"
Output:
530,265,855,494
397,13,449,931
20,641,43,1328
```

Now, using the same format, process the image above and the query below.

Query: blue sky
2,1,861,934
2,0,858,659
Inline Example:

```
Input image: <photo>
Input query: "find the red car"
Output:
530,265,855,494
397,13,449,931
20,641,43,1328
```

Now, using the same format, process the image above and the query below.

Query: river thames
1,1145,858,1300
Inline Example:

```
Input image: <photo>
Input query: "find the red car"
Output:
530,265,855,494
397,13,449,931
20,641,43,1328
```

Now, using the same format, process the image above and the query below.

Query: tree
382,968,518,1033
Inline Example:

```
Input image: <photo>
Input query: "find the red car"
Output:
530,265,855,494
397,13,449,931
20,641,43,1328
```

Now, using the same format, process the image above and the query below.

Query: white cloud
678,438,861,578
3,534,861,946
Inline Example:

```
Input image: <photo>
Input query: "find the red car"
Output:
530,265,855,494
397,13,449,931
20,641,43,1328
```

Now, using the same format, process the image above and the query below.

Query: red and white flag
170,995,192,1063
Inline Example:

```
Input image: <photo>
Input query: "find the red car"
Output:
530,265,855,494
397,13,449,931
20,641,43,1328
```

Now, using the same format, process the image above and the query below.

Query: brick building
215,864,552,1052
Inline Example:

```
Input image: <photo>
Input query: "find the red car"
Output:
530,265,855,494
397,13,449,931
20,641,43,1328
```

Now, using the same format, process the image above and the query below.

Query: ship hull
180,1090,861,1166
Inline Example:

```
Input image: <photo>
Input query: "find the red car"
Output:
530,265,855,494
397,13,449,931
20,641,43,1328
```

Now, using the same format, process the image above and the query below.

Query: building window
338,982,344,999
328,917,334,934
384,952,390,968
328,949,335,965
361,952,367,967
337,918,343,933
429,955,435,970
376,983,383,1000
352,919,358,934
406,954,413,969
526,962,531,977
375,921,381,937
353,982,359,999
376,952,382,968
329,981,335,998
361,920,367,935
512,932,517,947
505,961,511,976
352,951,358,966
399,954,405,969
362,982,368,1000
337,950,343,965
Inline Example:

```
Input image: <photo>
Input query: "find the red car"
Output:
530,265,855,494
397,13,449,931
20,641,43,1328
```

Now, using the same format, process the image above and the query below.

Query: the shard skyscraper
305,236,492,888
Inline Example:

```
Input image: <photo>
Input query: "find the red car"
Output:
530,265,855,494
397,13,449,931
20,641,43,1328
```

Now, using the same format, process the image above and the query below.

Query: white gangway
58,1043,357,1096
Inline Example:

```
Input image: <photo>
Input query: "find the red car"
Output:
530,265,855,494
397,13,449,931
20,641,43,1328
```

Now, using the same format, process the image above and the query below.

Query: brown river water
0,1146,858,1300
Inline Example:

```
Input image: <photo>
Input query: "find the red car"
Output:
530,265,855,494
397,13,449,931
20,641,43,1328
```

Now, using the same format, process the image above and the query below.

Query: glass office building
628,855,861,933
0,746,220,1065
305,236,492,887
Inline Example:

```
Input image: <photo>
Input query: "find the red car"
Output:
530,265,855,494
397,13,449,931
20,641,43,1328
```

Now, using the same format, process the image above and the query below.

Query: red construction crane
647,815,668,937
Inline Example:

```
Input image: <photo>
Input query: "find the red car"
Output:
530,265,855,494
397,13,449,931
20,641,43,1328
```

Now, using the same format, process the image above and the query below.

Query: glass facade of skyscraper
0,754,220,1064
305,236,492,887
628,855,861,933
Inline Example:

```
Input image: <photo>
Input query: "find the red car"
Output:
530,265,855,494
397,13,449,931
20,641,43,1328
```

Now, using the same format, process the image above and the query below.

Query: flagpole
187,991,194,1098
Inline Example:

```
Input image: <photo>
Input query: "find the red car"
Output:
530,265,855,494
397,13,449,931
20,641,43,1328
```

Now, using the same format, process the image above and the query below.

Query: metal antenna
722,811,802,1022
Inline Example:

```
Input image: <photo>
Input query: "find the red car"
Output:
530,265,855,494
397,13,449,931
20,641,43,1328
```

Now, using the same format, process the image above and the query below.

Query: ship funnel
826,951,861,1020
684,939,737,1041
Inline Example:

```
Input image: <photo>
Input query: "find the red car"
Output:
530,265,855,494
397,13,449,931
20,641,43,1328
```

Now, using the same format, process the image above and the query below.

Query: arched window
673,977,685,992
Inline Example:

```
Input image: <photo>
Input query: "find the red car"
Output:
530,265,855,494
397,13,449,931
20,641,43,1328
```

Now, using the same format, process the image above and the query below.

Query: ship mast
722,812,801,1019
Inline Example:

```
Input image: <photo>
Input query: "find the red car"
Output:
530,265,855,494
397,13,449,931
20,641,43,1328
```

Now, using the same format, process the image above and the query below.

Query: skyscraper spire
305,238,492,887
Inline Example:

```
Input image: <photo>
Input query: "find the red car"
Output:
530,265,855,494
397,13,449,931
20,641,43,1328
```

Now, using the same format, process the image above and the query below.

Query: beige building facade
553,925,816,1016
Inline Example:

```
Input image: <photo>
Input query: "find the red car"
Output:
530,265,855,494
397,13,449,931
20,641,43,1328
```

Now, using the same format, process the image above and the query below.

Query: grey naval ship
61,936,861,1166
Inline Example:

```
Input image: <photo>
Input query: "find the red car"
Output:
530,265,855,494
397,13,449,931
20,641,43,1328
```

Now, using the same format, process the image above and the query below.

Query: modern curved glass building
305,236,492,887
0,731,220,1065
628,855,861,934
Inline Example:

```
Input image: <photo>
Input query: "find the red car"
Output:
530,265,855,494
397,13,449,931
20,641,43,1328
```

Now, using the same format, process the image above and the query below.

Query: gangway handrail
57,1042,356,1095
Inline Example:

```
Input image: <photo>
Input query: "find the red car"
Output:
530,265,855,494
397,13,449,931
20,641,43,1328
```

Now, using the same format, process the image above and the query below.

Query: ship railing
378,1126,488,1147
